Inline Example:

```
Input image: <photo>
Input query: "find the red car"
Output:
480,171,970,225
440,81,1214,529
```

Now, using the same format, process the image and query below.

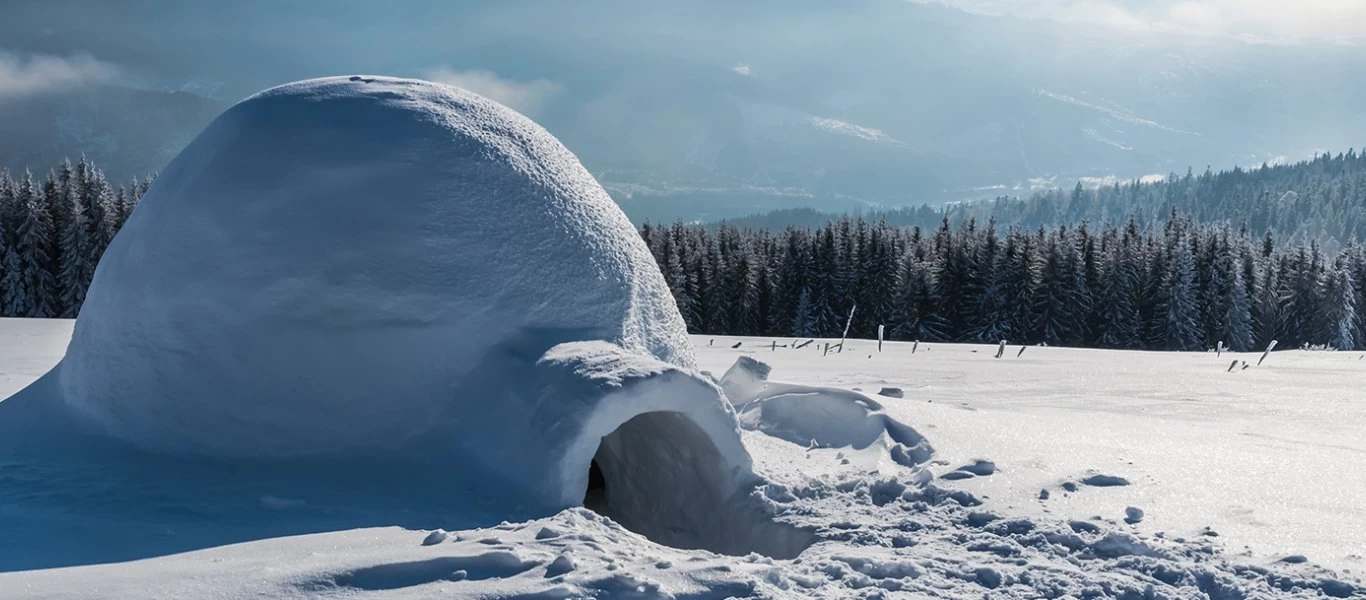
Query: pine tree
804,227,840,336
726,236,762,336
0,171,21,316
58,173,93,317
76,158,115,265
1033,229,1089,345
772,229,810,335
1320,263,1358,349
1002,231,1038,342
971,221,1011,342
1095,240,1141,348
891,256,945,341
1209,237,1255,351
1160,233,1204,350
14,171,58,317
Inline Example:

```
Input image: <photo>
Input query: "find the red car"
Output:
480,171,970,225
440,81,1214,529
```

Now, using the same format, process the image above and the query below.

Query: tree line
1,156,1362,352
0,158,150,318
640,213,1363,352
724,150,1366,250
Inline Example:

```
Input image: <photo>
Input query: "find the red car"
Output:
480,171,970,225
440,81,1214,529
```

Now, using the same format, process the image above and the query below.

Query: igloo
6,76,809,556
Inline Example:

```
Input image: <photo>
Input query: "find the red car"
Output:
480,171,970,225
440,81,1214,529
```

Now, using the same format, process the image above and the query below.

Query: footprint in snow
1081,474,1131,487
940,460,996,480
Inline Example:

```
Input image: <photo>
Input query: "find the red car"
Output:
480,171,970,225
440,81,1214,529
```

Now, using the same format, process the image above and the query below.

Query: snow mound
54,75,694,458
3,77,794,556
720,357,933,467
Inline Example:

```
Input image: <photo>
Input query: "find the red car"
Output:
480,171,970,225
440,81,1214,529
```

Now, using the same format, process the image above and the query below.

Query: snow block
50,76,700,459
718,355,771,407
726,369,934,467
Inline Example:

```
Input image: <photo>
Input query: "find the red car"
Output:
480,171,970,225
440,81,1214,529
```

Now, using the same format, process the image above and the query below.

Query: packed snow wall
8,76,797,554
59,75,695,458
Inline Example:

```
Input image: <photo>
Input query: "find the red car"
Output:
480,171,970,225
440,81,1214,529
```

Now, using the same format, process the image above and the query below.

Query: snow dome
39,76,789,553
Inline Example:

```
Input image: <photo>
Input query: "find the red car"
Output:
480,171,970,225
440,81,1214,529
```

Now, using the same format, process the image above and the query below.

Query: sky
916,0,1366,44
3,0,1365,213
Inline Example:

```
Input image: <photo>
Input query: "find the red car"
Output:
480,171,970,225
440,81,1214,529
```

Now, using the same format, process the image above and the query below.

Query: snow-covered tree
1159,233,1203,350
1320,263,1358,349
13,171,58,317
58,171,94,317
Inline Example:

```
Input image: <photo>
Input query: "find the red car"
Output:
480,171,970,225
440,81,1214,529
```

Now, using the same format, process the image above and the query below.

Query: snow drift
2,76,795,555
721,355,934,467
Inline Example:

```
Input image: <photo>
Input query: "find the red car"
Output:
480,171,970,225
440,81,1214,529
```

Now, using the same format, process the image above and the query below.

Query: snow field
3,321,1364,598
699,335,1366,573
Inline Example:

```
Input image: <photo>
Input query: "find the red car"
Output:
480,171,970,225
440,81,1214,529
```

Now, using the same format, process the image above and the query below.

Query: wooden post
877,324,884,353
838,305,856,353
1258,340,1278,366
996,340,1006,358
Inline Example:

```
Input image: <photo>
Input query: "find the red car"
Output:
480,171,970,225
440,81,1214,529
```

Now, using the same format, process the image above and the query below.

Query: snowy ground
2,319,1363,598
696,334,1366,573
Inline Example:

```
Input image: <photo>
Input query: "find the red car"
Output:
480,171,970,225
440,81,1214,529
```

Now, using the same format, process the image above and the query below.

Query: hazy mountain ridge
2,0,1364,219
0,85,223,182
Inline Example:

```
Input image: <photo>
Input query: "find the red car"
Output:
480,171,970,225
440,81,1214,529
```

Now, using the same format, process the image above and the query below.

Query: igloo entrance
581,410,814,559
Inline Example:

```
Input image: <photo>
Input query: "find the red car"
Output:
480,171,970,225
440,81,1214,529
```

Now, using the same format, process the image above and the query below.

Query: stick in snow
912,340,919,354
823,342,830,357
1258,340,1278,366
795,339,814,350
1227,359,1239,373
1217,341,1224,357
838,305,856,353
878,324,884,353
1017,345,1027,357
731,341,742,349
996,340,1007,359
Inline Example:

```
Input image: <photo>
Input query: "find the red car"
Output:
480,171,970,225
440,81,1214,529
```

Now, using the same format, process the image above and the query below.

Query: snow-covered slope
3,321,1362,598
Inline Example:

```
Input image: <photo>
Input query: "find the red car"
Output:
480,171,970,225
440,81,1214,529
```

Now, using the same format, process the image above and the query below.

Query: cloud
916,0,1366,43
424,68,560,115
0,51,120,99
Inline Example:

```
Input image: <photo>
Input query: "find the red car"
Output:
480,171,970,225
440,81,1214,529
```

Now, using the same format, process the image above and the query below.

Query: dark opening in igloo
582,410,815,559
583,459,607,513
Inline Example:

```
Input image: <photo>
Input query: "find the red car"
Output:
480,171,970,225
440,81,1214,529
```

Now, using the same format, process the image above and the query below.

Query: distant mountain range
3,0,1365,222
0,85,221,183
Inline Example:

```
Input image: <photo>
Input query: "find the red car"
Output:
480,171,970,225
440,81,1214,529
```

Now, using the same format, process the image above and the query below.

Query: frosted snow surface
4,323,1366,597
54,75,695,459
